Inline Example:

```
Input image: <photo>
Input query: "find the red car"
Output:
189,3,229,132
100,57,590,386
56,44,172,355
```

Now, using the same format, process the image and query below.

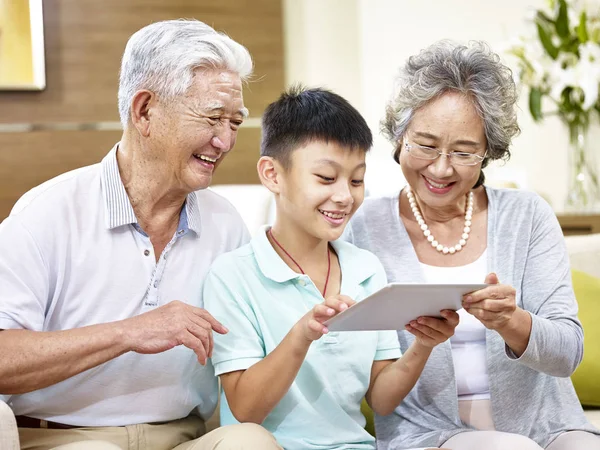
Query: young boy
203,86,458,449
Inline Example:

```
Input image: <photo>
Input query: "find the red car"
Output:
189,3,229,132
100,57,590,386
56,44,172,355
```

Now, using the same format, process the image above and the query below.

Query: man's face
276,141,367,243
149,69,245,192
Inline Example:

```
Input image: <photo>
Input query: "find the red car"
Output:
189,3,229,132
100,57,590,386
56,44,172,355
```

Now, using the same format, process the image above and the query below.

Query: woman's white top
420,249,490,400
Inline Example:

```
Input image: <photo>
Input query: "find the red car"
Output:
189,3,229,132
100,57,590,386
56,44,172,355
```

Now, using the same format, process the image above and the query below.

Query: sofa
1,184,599,448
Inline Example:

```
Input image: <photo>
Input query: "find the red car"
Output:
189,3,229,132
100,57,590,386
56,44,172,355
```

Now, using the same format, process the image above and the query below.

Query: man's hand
405,310,459,348
294,295,356,342
121,300,227,365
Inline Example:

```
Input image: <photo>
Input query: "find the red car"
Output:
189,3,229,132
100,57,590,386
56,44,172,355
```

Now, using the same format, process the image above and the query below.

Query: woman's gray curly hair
382,40,520,188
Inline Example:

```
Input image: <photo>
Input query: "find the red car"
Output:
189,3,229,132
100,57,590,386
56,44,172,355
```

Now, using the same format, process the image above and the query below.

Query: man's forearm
225,325,311,424
0,323,130,394
367,342,432,416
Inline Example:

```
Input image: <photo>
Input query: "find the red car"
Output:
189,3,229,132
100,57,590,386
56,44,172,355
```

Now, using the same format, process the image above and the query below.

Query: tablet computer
324,283,487,332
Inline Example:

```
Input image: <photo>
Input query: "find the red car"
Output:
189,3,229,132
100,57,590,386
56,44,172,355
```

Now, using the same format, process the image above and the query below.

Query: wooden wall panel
0,0,284,122
0,0,282,220
0,128,261,219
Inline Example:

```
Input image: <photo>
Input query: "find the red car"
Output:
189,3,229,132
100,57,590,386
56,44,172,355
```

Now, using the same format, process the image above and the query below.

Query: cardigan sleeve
505,196,583,377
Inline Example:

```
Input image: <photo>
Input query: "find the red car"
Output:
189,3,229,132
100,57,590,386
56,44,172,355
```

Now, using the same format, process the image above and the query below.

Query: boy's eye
316,175,334,182
352,179,364,186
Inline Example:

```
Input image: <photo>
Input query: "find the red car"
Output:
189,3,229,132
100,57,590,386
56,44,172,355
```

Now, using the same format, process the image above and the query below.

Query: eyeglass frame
402,141,487,166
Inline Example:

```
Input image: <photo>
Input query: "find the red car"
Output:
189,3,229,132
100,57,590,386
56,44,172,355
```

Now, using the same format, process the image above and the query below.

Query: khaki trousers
18,416,283,450
443,399,600,450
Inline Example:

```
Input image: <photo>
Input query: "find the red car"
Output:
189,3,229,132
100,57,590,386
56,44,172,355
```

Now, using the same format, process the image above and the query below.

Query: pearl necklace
406,187,473,255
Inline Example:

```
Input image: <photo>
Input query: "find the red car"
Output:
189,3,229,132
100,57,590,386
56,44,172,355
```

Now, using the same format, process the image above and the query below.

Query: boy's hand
296,295,356,342
404,309,459,348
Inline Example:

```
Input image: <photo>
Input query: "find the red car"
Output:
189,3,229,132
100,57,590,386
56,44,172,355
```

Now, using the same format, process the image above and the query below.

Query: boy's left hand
404,310,459,348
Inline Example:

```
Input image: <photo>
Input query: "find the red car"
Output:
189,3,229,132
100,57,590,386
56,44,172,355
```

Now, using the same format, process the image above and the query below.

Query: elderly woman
343,41,600,450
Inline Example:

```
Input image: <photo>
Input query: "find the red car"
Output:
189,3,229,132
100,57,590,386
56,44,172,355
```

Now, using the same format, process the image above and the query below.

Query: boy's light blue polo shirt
204,226,401,450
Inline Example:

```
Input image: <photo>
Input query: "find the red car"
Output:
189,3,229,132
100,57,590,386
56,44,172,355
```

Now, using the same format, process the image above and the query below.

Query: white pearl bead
408,189,473,256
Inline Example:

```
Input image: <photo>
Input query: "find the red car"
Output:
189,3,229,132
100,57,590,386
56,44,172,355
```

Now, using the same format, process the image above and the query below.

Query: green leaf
529,88,543,121
536,11,555,27
555,0,570,38
537,23,559,59
577,11,589,43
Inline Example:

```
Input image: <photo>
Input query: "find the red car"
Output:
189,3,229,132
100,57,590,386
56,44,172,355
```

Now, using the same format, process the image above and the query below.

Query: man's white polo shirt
0,145,249,426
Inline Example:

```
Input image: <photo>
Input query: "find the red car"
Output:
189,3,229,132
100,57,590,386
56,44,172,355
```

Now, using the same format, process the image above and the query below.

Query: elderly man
0,19,281,450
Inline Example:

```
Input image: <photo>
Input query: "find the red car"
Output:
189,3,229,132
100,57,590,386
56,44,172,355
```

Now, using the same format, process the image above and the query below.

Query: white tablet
324,283,487,332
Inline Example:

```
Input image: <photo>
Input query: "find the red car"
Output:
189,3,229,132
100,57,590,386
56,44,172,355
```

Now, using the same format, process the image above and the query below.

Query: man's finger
180,332,207,365
193,307,228,334
187,323,211,356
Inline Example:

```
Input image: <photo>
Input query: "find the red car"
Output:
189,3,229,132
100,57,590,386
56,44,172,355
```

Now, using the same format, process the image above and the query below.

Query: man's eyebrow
201,102,248,118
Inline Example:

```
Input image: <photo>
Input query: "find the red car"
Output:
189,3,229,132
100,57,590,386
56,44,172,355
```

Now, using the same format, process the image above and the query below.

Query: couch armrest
0,399,19,450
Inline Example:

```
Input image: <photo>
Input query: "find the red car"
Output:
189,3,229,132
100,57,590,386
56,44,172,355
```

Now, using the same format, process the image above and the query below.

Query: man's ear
257,156,283,194
130,90,155,137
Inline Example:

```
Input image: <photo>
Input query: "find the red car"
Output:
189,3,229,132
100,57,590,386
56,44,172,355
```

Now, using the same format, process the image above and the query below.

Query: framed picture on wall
0,0,45,90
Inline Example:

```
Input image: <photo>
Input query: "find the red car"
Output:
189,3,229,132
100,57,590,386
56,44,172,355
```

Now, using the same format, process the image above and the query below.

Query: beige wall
0,0,284,220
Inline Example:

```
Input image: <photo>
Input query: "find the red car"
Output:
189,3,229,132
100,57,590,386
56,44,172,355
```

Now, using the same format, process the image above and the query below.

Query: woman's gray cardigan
342,187,599,449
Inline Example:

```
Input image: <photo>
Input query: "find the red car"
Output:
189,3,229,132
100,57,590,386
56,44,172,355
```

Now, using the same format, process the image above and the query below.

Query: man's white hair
118,19,253,128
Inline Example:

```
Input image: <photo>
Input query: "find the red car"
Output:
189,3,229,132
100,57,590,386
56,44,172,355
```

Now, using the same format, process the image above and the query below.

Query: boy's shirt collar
251,225,378,288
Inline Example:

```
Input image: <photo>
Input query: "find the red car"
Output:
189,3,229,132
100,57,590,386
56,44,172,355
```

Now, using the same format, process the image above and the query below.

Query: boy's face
276,140,367,242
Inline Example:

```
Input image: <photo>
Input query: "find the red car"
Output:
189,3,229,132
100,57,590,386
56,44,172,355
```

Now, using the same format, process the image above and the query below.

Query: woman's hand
462,273,517,331
405,309,459,348
295,295,356,342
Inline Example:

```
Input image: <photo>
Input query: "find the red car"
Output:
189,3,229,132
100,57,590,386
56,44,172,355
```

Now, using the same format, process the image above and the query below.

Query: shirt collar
251,225,378,286
100,143,202,234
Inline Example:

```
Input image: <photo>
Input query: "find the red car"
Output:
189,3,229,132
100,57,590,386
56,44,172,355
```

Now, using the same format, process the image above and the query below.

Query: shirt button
153,281,158,288
143,250,150,256
177,230,185,235
298,279,306,287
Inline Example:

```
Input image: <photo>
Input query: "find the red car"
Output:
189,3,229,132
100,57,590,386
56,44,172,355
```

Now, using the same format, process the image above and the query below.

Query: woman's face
399,91,487,209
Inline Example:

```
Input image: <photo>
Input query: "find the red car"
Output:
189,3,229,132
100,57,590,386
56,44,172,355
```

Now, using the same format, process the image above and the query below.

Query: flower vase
564,124,600,213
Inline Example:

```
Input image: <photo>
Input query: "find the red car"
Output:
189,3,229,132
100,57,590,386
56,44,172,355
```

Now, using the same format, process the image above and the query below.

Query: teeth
319,210,345,219
195,154,217,163
426,178,450,189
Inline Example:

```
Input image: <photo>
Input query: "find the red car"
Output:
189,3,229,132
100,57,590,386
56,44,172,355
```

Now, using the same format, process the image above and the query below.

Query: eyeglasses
403,142,486,166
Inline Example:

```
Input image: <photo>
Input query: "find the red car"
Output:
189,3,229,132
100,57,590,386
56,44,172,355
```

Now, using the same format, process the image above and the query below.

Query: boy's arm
220,295,354,424
366,310,459,416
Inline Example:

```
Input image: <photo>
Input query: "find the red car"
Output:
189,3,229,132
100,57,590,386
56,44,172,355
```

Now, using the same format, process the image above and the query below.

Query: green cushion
571,269,600,407
361,399,375,436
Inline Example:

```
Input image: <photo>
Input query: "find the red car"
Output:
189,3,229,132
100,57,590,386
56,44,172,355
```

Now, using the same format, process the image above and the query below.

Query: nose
331,182,354,206
428,153,454,178
211,128,234,152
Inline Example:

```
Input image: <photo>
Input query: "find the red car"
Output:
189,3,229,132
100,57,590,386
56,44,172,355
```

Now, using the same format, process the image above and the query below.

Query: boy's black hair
260,85,373,168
